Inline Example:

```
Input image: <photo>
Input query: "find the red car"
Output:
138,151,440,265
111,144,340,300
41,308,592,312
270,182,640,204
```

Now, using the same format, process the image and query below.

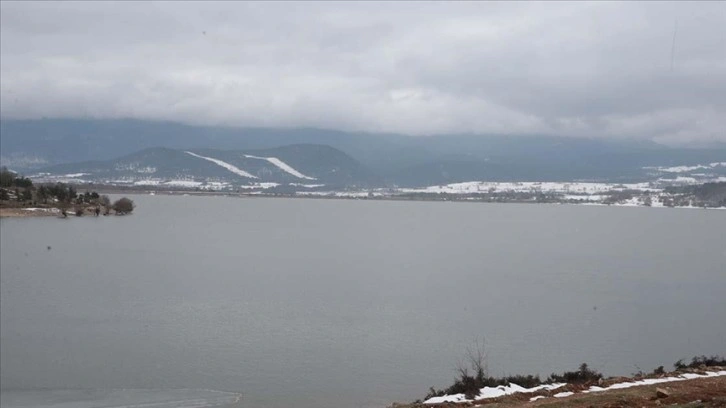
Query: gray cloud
1,1,725,145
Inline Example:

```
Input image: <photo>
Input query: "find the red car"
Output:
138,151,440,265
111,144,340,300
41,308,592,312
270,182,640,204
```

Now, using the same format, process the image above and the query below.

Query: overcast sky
1,1,725,145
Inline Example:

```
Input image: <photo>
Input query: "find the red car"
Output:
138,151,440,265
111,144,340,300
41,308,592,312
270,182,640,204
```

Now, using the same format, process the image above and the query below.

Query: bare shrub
112,197,135,214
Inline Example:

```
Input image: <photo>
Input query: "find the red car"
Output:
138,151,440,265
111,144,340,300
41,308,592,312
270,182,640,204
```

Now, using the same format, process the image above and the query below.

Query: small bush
20,189,33,202
503,374,542,388
112,197,135,214
99,195,111,207
675,355,726,370
424,386,445,400
1,167,33,188
547,363,602,384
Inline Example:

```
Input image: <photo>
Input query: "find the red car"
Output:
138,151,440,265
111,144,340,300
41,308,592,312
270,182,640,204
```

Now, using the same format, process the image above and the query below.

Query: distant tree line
395,191,560,203
0,167,33,188
602,190,634,205
664,182,726,208
1,167,135,216
35,183,78,203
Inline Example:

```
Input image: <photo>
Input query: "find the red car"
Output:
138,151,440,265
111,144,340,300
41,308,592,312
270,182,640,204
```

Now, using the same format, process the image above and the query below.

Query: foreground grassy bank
391,355,726,408
395,374,726,408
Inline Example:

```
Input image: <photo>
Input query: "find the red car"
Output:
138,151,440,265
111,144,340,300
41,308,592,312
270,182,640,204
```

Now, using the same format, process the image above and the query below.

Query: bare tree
466,337,488,381
453,337,489,400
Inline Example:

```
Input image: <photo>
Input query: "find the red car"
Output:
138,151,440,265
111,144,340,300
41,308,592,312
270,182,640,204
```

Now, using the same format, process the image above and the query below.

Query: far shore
0,205,130,218
4,188,725,215
62,185,726,210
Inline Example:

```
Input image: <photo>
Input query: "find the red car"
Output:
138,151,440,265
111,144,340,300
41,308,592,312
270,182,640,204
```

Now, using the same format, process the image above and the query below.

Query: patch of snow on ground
583,370,726,394
136,166,157,174
243,155,316,180
296,191,384,198
644,162,726,173
202,182,230,191
563,194,606,201
646,164,708,173
424,371,726,404
423,383,565,404
21,207,60,213
239,183,280,189
289,183,325,188
612,197,641,207
185,151,257,179
400,181,659,195
650,196,665,208
661,176,698,184
164,180,203,188
133,180,162,186
31,174,90,184
127,179,230,190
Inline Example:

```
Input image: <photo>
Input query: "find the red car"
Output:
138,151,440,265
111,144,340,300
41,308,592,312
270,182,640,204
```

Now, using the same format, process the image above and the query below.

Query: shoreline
87,187,726,210
0,207,61,218
2,191,724,218
79,182,726,209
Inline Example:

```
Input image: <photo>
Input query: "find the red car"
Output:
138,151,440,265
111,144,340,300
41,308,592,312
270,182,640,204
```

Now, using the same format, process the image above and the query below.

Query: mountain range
2,118,725,187
36,145,380,189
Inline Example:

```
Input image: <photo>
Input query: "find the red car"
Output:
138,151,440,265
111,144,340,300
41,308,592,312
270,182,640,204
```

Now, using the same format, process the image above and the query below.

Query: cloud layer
1,1,725,145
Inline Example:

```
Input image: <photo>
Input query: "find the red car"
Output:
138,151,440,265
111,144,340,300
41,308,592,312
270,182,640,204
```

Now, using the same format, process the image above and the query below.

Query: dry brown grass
397,370,726,408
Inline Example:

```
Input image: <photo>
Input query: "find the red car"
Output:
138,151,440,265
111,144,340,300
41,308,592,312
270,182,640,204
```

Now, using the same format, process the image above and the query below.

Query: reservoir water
2,195,725,408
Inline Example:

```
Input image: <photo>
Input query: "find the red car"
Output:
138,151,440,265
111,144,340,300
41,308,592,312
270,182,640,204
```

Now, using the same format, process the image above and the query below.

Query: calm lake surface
1,195,725,408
